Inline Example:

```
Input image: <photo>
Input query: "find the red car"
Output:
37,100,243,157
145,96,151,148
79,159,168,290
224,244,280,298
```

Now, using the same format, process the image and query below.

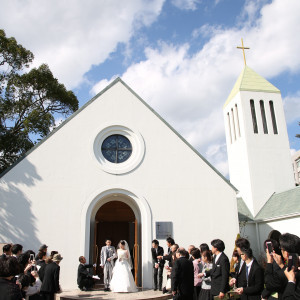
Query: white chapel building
223,65,300,256
0,78,240,289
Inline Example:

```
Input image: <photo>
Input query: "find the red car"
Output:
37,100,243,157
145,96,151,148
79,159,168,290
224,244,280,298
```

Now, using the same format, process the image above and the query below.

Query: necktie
246,265,249,283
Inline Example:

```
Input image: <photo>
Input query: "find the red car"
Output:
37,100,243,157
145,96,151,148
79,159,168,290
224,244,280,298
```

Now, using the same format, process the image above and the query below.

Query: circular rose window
101,134,132,163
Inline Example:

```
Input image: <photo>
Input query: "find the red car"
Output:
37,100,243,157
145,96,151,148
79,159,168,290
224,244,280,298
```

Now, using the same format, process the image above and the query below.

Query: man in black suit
0,244,12,259
40,253,63,300
230,238,250,290
171,247,194,300
151,239,165,291
77,256,95,291
235,248,264,300
206,239,230,300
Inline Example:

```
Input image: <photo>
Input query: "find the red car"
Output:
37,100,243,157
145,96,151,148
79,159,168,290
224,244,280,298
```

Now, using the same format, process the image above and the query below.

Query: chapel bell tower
223,39,295,216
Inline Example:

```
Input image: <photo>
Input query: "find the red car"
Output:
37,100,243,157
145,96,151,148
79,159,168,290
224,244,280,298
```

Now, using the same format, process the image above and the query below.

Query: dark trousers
78,277,94,289
193,286,201,300
40,292,55,300
153,267,163,289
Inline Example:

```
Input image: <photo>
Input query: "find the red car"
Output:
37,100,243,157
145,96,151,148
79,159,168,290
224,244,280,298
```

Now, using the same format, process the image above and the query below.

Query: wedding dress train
110,248,137,293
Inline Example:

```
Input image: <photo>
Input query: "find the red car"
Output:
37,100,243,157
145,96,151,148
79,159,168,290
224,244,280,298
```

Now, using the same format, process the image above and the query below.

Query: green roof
224,65,281,107
255,186,300,221
237,197,254,222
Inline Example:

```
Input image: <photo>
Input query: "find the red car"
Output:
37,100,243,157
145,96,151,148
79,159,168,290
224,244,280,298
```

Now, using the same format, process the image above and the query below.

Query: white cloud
283,92,300,124
92,0,300,178
0,0,164,88
171,0,200,10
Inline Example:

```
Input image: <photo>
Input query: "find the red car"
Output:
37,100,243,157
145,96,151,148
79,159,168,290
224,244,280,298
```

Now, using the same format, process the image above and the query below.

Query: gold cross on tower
237,38,250,66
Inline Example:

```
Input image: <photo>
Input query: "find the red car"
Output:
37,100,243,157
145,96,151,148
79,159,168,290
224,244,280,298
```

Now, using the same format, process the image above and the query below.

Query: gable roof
237,197,254,222
224,65,281,107
255,186,300,221
0,78,237,191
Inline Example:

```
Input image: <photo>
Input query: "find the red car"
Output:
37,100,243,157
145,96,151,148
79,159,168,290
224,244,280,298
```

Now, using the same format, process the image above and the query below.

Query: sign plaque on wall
155,222,173,239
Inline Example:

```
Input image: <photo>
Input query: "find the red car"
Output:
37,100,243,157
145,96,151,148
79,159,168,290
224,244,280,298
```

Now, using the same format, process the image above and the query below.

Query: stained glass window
101,135,132,163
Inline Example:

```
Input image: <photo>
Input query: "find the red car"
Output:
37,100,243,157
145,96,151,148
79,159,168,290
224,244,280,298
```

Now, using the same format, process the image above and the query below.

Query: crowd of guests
0,243,63,300
151,233,300,300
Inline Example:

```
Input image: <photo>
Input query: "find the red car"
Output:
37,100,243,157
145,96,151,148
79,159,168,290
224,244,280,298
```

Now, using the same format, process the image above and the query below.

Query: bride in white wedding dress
110,240,138,293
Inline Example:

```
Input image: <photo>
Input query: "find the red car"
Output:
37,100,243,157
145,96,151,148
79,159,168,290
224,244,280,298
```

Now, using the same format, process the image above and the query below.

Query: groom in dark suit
206,239,230,300
151,239,165,291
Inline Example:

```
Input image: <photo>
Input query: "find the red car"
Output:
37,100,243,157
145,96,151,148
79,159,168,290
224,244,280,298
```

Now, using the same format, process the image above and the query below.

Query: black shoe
104,288,108,291
159,288,162,291
154,288,157,291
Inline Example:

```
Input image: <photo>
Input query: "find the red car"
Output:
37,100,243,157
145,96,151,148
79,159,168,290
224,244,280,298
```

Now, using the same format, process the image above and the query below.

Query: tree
0,29,79,173
297,122,300,138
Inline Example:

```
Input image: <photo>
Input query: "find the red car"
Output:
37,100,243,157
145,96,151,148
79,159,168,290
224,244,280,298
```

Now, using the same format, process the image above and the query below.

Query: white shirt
239,259,244,273
245,259,254,277
214,252,222,264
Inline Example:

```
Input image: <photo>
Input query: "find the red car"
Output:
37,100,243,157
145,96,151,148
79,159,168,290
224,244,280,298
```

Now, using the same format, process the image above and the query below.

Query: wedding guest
49,251,58,260
282,267,300,300
262,239,287,300
171,248,194,299
232,250,239,270
273,233,300,300
38,257,52,282
206,239,230,300
27,270,42,299
199,250,213,300
159,237,175,265
230,238,250,290
77,256,94,291
235,248,264,300
17,273,31,299
151,239,164,291
0,256,23,300
35,245,48,261
200,244,210,254
188,245,196,261
191,248,202,300
40,253,63,300
36,251,47,268
12,244,23,257
1,244,12,258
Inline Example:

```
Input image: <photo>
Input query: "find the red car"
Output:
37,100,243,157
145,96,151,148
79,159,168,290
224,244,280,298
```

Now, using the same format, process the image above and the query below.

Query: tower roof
224,65,280,107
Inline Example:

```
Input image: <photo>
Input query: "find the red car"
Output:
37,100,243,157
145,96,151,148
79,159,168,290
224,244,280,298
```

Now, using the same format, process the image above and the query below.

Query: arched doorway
93,200,140,286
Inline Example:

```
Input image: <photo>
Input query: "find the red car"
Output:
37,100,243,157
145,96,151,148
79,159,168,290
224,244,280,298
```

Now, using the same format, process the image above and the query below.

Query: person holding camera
272,233,300,300
262,239,287,300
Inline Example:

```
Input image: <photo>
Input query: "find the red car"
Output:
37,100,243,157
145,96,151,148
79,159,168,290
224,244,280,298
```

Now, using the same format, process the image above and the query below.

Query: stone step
58,288,173,300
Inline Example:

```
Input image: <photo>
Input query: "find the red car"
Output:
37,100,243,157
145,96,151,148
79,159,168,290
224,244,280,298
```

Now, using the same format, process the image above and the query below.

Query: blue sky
1,0,299,176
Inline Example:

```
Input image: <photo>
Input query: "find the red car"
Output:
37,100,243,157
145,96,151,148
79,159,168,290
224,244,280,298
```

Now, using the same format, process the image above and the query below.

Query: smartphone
288,253,299,271
266,242,273,254
30,254,34,261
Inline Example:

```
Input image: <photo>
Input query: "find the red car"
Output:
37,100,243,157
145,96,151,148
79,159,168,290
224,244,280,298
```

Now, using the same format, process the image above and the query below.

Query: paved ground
58,288,172,300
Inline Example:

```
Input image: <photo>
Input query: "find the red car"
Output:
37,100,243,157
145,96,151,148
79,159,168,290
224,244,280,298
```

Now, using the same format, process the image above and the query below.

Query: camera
30,254,34,261
287,253,299,272
266,241,273,254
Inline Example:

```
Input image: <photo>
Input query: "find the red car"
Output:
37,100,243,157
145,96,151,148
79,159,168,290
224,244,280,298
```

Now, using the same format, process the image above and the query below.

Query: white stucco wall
0,80,239,290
